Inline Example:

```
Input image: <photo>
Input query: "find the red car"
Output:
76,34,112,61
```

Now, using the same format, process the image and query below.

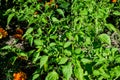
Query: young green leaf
34,39,43,46
81,58,92,64
32,74,39,80
40,55,48,68
52,17,59,23
56,9,65,17
58,57,68,65
64,49,71,56
62,62,72,80
74,60,84,80
7,13,15,24
113,11,120,16
98,34,111,45
75,48,81,54
49,43,56,47
45,71,59,80
64,42,72,48
33,52,40,64
25,27,33,34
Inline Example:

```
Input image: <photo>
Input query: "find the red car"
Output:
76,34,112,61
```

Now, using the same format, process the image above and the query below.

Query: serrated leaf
40,55,48,68
64,42,72,48
57,9,64,17
32,74,39,80
45,71,59,80
7,13,15,24
58,57,68,64
115,56,120,63
74,60,84,80
62,62,72,80
98,34,111,45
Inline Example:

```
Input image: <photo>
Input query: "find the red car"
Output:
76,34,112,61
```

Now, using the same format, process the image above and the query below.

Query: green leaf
52,17,59,23
34,39,43,46
64,49,71,56
7,13,15,24
18,52,28,58
98,34,111,45
42,18,48,23
105,23,116,32
58,57,68,64
74,60,84,80
75,48,81,54
62,62,72,80
37,28,42,35
1,45,11,50
64,42,72,48
49,43,56,47
33,52,40,64
25,27,33,34
10,56,17,65
113,11,120,16
81,58,92,64
93,70,100,76
32,74,39,80
45,71,59,80
40,55,48,68
56,9,64,17
66,32,73,40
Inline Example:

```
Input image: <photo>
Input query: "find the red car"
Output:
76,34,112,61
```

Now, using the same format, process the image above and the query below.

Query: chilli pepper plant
0,0,120,80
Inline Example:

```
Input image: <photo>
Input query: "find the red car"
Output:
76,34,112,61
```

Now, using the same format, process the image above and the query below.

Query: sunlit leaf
52,17,59,23
64,49,71,56
25,27,33,34
32,74,39,80
34,39,43,46
40,55,48,68
45,71,59,80
62,62,72,80
74,60,84,80
113,11,120,16
7,13,15,24
64,42,72,48
58,57,68,64
57,9,64,17
98,34,111,45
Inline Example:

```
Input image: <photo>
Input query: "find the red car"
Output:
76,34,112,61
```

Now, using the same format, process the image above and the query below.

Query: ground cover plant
0,0,120,80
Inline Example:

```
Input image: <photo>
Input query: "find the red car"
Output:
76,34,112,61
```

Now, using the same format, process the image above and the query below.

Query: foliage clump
0,0,120,80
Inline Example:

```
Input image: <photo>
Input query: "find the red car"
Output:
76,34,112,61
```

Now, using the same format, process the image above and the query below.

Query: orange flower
111,0,117,2
13,71,27,80
0,28,8,39
13,34,23,40
45,0,55,7
16,28,23,35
